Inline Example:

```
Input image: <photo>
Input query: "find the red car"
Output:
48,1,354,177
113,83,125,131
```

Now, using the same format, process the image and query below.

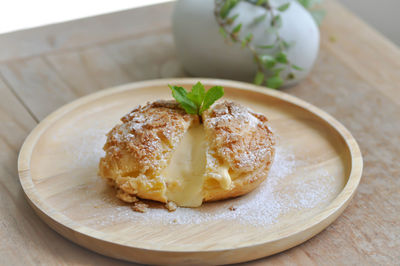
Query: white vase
172,0,320,86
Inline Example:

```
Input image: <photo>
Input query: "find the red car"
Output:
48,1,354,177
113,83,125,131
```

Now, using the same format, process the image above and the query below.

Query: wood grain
0,0,399,264
18,79,362,265
0,58,77,120
0,79,135,265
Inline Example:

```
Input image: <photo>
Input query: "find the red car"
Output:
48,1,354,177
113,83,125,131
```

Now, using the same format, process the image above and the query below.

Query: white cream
214,165,231,190
163,125,207,207
163,125,234,207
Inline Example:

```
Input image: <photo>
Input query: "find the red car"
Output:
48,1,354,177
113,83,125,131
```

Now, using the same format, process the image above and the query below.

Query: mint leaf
187,81,205,107
169,82,224,116
200,86,224,114
169,85,197,114
278,3,290,12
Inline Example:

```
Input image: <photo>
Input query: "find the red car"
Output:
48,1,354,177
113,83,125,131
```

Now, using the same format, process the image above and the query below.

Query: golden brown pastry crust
99,100,199,203
99,100,275,206
202,101,275,201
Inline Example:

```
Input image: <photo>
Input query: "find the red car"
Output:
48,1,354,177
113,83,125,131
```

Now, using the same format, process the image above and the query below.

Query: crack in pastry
98,100,275,208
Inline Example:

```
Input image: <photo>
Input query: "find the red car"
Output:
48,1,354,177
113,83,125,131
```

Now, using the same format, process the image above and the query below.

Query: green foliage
169,85,198,114
277,3,290,12
266,75,283,89
169,82,224,115
200,86,225,114
220,0,240,19
292,64,303,71
232,23,242,34
271,15,282,28
253,14,267,25
254,71,265,85
214,0,324,89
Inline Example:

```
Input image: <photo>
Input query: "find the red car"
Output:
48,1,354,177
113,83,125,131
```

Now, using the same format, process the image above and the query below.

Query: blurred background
0,0,399,45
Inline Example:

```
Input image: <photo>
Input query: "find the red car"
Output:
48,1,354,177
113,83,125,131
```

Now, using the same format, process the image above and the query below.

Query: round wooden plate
18,78,362,265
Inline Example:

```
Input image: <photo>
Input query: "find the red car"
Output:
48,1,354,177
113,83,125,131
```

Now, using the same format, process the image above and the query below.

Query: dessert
99,83,275,209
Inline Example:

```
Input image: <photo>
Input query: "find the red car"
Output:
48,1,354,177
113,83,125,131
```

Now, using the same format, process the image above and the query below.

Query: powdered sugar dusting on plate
75,145,336,228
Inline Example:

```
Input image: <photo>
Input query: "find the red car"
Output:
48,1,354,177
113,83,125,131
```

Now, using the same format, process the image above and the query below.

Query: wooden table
1,1,399,265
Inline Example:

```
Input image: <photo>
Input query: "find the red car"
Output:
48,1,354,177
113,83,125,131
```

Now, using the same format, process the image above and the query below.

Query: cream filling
163,125,232,207
213,165,231,190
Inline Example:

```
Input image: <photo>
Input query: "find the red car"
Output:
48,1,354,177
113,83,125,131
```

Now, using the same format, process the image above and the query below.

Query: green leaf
241,33,253,47
232,23,242,34
282,40,295,49
200,86,224,114
220,0,240,19
277,3,290,12
292,64,303,71
297,0,322,8
219,27,227,38
227,14,239,25
253,14,267,24
275,52,288,64
187,82,205,107
260,54,276,68
256,0,267,5
297,0,312,8
169,85,198,114
271,15,282,28
266,75,284,89
253,71,265,85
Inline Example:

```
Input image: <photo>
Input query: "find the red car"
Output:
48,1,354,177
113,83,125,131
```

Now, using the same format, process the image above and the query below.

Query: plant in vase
172,0,323,89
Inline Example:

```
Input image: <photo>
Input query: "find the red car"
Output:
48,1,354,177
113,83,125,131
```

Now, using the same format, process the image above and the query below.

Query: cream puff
99,100,275,208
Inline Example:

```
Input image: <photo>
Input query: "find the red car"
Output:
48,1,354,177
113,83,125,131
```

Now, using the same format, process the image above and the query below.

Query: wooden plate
18,78,362,265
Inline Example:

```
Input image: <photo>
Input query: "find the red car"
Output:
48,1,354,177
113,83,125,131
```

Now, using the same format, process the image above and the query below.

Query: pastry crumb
131,202,148,213
116,190,138,203
165,201,177,212
229,205,237,211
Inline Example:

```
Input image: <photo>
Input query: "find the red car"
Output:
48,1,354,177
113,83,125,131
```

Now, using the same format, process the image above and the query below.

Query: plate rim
18,78,363,255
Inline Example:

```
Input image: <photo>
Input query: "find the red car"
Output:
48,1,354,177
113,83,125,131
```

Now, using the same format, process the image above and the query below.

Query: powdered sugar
76,145,336,229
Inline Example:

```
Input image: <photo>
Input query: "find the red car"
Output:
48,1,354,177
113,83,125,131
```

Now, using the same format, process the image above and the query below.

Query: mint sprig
169,82,224,116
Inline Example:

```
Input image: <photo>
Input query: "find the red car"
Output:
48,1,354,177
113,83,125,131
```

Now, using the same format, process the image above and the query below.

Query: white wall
0,0,399,47
338,0,400,45
0,0,173,34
